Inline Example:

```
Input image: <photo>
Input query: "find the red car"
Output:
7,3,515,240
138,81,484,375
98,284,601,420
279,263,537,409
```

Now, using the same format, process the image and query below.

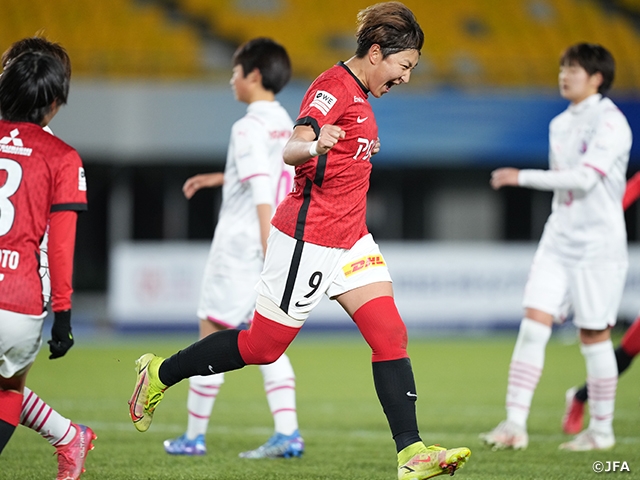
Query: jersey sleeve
295,76,349,138
580,108,632,176
51,149,88,212
233,116,271,183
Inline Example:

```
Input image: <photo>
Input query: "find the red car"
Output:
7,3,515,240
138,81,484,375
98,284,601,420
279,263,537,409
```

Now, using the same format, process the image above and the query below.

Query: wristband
309,141,319,157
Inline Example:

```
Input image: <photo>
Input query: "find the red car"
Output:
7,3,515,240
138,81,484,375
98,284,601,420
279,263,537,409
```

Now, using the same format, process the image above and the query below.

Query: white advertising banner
108,241,640,329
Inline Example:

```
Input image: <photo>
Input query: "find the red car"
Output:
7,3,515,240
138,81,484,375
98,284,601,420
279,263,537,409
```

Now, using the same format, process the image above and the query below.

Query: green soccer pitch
4,330,639,479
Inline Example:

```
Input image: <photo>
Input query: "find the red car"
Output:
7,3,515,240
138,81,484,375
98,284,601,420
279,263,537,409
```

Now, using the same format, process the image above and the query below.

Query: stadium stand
177,0,640,90
0,0,204,78
2,0,640,89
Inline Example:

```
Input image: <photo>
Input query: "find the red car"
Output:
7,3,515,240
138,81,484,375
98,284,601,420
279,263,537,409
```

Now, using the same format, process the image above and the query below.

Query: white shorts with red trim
0,309,44,378
196,243,263,328
523,250,627,330
256,227,392,324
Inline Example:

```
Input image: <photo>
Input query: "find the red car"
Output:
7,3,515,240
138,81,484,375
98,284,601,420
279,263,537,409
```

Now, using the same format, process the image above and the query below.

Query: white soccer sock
581,340,617,435
21,387,75,447
505,318,552,428
259,353,298,436
186,373,224,439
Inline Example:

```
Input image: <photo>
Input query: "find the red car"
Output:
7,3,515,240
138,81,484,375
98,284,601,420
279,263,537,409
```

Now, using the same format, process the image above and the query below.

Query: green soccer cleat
398,444,471,480
128,353,167,432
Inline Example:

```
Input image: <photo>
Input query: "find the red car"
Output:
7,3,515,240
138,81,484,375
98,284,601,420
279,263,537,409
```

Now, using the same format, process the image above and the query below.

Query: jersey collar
568,93,602,115
337,61,369,95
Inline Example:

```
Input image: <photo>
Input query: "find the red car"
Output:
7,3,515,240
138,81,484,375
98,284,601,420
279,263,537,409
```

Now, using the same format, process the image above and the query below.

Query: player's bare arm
283,124,346,166
256,203,272,255
183,172,224,199
490,167,520,190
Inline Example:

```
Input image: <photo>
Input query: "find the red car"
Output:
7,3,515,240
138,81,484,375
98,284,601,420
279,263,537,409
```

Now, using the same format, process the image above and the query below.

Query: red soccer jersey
272,62,377,249
0,121,87,315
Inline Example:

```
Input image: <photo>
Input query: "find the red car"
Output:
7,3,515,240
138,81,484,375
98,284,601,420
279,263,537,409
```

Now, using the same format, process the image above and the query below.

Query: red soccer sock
621,317,640,357
0,390,22,427
0,390,23,454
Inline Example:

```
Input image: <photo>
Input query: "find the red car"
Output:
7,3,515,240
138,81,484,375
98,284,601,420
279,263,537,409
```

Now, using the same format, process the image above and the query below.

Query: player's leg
338,285,470,479
563,316,639,434
560,328,616,451
239,353,303,459
22,386,98,478
0,309,43,454
21,387,75,445
163,320,224,455
129,306,303,432
559,263,625,451
480,309,552,450
481,253,567,450
0,371,25,454
331,235,470,479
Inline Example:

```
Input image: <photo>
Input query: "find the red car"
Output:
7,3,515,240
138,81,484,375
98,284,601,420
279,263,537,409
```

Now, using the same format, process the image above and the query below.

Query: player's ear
368,44,382,65
590,71,604,91
247,67,262,85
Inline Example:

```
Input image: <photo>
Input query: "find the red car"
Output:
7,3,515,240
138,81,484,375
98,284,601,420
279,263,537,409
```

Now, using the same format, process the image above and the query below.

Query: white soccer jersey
212,100,294,259
519,94,632,264
198,101,294,324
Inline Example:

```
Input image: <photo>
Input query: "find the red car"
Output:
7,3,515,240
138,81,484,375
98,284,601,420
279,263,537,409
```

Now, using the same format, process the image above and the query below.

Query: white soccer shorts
0,309,44,378
523,250,627,330
196,242,264,328
256,227,392,324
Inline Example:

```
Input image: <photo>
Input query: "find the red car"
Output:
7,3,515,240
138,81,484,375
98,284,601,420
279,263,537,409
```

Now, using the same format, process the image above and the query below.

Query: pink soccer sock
21,387,75,446
260,353,298,435
186,374,224,439
505,318,551,427
582,340,617,435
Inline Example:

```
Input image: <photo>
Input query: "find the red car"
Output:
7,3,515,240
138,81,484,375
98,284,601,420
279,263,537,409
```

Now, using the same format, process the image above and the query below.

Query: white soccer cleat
479,420,529,450
559,428,615,451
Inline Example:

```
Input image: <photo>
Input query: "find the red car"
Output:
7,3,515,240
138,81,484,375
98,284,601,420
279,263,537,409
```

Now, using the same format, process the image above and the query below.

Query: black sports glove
48,309,74,359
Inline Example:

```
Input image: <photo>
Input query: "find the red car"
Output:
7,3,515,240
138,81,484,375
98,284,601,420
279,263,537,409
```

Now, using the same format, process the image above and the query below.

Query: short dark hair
2,36,71,80
232,37,291,94
0,51,69,124
355,2,424,58
560,43,615,95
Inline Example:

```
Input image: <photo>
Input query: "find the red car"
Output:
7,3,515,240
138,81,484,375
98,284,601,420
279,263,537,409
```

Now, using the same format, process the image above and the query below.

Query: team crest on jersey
310,90,337,116
78,167,87,191
342,254,386,277
0,129,32,156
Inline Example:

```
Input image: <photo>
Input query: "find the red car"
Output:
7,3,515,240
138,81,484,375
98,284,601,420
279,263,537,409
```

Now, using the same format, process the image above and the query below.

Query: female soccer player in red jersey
0,49,95,474
0,36,96,480
129,3,471,478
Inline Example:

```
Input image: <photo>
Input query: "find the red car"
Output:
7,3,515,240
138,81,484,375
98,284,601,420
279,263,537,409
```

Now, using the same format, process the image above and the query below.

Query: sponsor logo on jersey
356,116,368,124
270,129,291,140
0,129,32,156
78,167,87,191
310,90,337,116
342,254,386,277
353,96,365,103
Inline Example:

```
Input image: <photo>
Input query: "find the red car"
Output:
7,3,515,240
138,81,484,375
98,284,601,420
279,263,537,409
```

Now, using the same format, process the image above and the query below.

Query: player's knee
238,331,285,365
353,296,408,362
237,312,299,365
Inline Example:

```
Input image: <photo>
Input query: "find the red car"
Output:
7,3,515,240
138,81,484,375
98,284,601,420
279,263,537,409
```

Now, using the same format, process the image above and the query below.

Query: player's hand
372,137,381,155
316,124,346,155
48,310,74,359
490,168,520,190
183,173,224,199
